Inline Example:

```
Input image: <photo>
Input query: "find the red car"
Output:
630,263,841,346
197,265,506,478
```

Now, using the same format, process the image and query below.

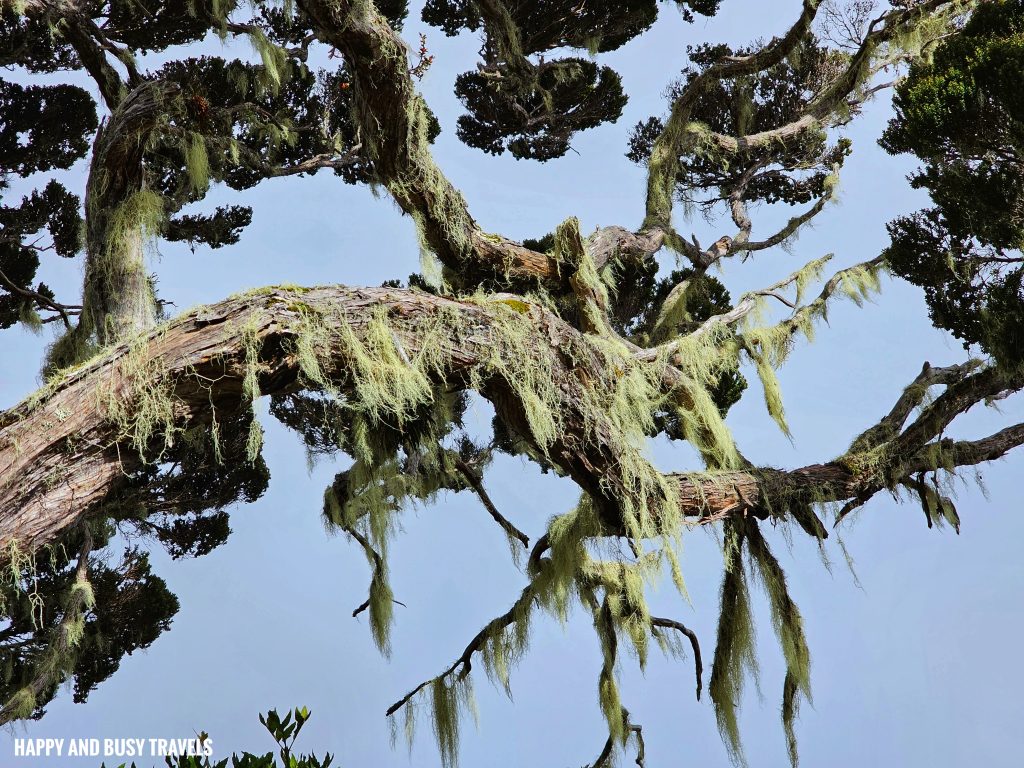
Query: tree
881,0,1024,367
0,0,1021,766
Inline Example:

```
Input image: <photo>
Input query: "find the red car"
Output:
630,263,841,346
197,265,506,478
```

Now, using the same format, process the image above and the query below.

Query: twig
454,458,529,549
0,267,80,329
590,723,645,768
352,596,406,618
385,582,537,717
344,526,405,617
651,616,704,701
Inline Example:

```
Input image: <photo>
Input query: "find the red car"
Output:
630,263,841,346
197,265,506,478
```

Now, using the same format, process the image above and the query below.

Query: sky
2,2,1023,767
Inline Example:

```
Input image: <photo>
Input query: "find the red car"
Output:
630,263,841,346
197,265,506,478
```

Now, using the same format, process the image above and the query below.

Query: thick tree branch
645,0,963,233
850,360,983,452
293,0,667,290
586,226,667,272
695,0,958,158
3,284,1020,563
18,0,127,108
295,0,562,286
908,424,1024,473
79,80,180,346
895,364,1023,453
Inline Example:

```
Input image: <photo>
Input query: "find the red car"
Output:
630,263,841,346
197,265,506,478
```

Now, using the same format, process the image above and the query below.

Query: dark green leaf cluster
134,24,371,242
117,405,271,558
106,0,214,52
1,0,406,336
0,532,178,719
881,0,1024,366
165,206,254,251
421,0,655,51
0,8,78,71
424,0,717,49
0,82,97,175
104,707,334,768
0,78,96,327
628,38,852,211
425,1,719,160
455,60,626,160
0,180,83,329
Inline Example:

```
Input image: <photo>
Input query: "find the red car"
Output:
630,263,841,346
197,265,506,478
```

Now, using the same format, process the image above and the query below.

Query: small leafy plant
104,706,334,768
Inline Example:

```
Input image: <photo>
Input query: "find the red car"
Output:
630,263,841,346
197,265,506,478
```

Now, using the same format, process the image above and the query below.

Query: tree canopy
882,0,1024,367
0,1,1022,766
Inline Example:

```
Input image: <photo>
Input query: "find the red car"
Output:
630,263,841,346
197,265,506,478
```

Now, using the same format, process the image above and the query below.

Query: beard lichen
735,257,885,436
97,329,179,462
709,522,758,768
32,280,842,766
79,185,164,353
240,319,265,463
183,132,210,194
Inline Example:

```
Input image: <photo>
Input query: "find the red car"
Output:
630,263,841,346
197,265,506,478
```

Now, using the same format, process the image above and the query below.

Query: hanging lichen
98,330,179,461
746,524,811,768
709,522,758,767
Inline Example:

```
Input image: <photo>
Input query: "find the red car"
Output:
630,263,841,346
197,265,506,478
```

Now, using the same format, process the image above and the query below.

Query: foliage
1,2,1019,768
103,707,334,768
454,58,627,160
629,36,852,214
0,0,415,351
0,528,178,720
426,0,719,160
0,178,84,329
881,0,1024,367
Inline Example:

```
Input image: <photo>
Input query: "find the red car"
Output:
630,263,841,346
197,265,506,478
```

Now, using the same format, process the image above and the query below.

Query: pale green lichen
746,525,810,767
709,524,758,767
0,543,95,725
245,26,289,93
184,132,210,194
97,330,179,461
240,319,265,463
733,257,885,436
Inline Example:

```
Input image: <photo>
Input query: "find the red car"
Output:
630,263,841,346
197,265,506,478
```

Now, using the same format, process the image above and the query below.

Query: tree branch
0,267,81,329
0,525,93,725
695,0,958,159
850,360,983,452
19,0,128,109
295,0,565,287
454,458,529,549
644,0,823,229
2,282,1019,565
651,616,703,701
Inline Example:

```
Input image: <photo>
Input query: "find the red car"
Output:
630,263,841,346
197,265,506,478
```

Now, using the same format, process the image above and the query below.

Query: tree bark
3,283,1022,562
80,81,178,346
0,285,859,558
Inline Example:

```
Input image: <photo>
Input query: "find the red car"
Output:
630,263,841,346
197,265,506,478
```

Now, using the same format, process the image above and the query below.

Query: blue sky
2,2,1023,766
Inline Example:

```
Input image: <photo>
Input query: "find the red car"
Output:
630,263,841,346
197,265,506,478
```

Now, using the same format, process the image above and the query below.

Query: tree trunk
80,82,177,346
